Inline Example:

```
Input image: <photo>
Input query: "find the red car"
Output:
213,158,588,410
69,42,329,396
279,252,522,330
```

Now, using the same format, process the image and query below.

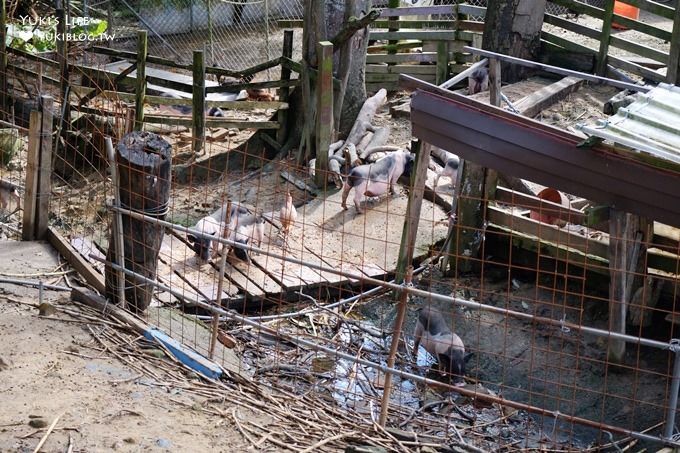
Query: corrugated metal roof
578,83,680,167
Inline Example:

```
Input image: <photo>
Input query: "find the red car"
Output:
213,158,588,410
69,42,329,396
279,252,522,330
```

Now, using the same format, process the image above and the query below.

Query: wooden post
596,0,616,76
608,210,649,364
192,50,206,155
489,58,502,108
105,131,172,313
134,30,148,131
667,4,680,85
387,0,400,56
314,41,333,189
0,0,7,121
56,2,70,147
22,110,42,241
36,96,53,240
436,41,448,86
444,158,486,276
276,30,294,146
394,140,430,288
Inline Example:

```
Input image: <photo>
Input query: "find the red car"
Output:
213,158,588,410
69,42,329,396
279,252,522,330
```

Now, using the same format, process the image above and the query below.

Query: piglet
468,67,489,95
413,306,466,386
187,202,251,263
433,156,459,189
228,213,265,262
0,180,21,212
341,149,414,214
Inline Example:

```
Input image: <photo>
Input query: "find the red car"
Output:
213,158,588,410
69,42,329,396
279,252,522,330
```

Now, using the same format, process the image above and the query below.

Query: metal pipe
109,204,676,352
87,255,680,449
105,137,127,309
664,341,680,439
0,277,70,291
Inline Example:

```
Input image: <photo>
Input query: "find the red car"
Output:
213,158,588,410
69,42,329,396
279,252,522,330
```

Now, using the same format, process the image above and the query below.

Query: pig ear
464,351,474,363
187,234,197,243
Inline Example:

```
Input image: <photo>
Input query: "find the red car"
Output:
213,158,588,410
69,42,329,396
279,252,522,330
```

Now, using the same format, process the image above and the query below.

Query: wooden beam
277,30,293,146
47,227,105,293
315,41,333,189
22,111,41,241
36,96,53,240
513,76,584,118
495,186,585,225
439,59,488,90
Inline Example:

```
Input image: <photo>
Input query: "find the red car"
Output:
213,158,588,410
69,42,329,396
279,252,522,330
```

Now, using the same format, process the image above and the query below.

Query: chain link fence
106,0,303,72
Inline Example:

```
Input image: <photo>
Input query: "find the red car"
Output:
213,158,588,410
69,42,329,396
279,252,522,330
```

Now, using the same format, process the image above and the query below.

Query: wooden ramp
160,187,450,307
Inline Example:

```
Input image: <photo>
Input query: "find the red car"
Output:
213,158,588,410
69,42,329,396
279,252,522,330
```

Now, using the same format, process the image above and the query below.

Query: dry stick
300,431,359,453
378,266,413,427
231,407,258,449
32,412,63,453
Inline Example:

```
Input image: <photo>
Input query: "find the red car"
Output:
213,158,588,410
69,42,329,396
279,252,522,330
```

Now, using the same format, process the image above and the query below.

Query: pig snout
188,216,223,263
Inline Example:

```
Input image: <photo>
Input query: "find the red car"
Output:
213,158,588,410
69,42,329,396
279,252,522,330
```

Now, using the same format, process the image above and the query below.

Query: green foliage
6,18,109,54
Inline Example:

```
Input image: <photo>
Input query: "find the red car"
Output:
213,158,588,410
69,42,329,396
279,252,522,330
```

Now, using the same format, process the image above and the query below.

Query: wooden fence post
22,110,42,241
277,30,294,146
192,50,205,156
134,30,148,131
105,131,172,313
436,41,449,86
395,140,430,289
596,0,616,76
36,96,53,240
314,41,333,189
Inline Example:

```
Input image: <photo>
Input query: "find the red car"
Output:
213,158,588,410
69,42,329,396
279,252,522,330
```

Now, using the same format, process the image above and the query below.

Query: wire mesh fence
2,1,680,452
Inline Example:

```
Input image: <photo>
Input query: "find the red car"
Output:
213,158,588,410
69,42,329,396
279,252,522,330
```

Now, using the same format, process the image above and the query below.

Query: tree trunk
482,0,547,83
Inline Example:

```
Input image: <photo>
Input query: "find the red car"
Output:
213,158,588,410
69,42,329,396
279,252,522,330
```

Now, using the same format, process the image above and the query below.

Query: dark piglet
0,180,21,211
413,306,466,386
468,67,489,95
341,150,414,214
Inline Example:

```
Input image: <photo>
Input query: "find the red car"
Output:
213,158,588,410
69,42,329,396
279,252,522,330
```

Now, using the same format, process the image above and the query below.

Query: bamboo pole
378,266,413,427
134,30,148,131
314,41,333,189
105,138,127,310
192,50,206,156
210,200,232,359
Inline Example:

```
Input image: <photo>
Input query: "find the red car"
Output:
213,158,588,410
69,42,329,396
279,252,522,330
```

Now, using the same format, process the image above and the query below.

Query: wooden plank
369,31,457,41
365,64,438,75
47,227,106,294
277,30,293,146
366,53,439,64
378,5,456,17
143,115,280,129
372,19,456,29
513,76,584,118
495,186,586,225
667,1,680,85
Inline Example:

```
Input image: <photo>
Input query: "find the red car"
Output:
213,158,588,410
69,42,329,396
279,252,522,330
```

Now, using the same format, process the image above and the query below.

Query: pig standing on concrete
468,67,489,95
341,150,414,214
187,202,251,263
433,156,459,189
413,306,466,386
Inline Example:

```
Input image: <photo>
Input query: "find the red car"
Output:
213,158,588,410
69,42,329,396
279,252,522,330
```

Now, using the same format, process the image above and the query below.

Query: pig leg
341,182,352,210
413,321,423,361
354,186,364,214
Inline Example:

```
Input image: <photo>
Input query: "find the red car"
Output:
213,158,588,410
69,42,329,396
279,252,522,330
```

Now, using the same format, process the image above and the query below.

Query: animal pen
2,0,680,451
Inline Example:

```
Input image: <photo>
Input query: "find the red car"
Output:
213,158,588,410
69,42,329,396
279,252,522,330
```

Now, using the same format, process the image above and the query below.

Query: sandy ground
0,242,250,453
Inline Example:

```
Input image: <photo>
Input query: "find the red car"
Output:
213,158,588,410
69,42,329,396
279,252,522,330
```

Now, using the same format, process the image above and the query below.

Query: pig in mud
413,306,466,386
433,156,459,189
468,67,489,95
187,202,251,263
341,150,414,214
